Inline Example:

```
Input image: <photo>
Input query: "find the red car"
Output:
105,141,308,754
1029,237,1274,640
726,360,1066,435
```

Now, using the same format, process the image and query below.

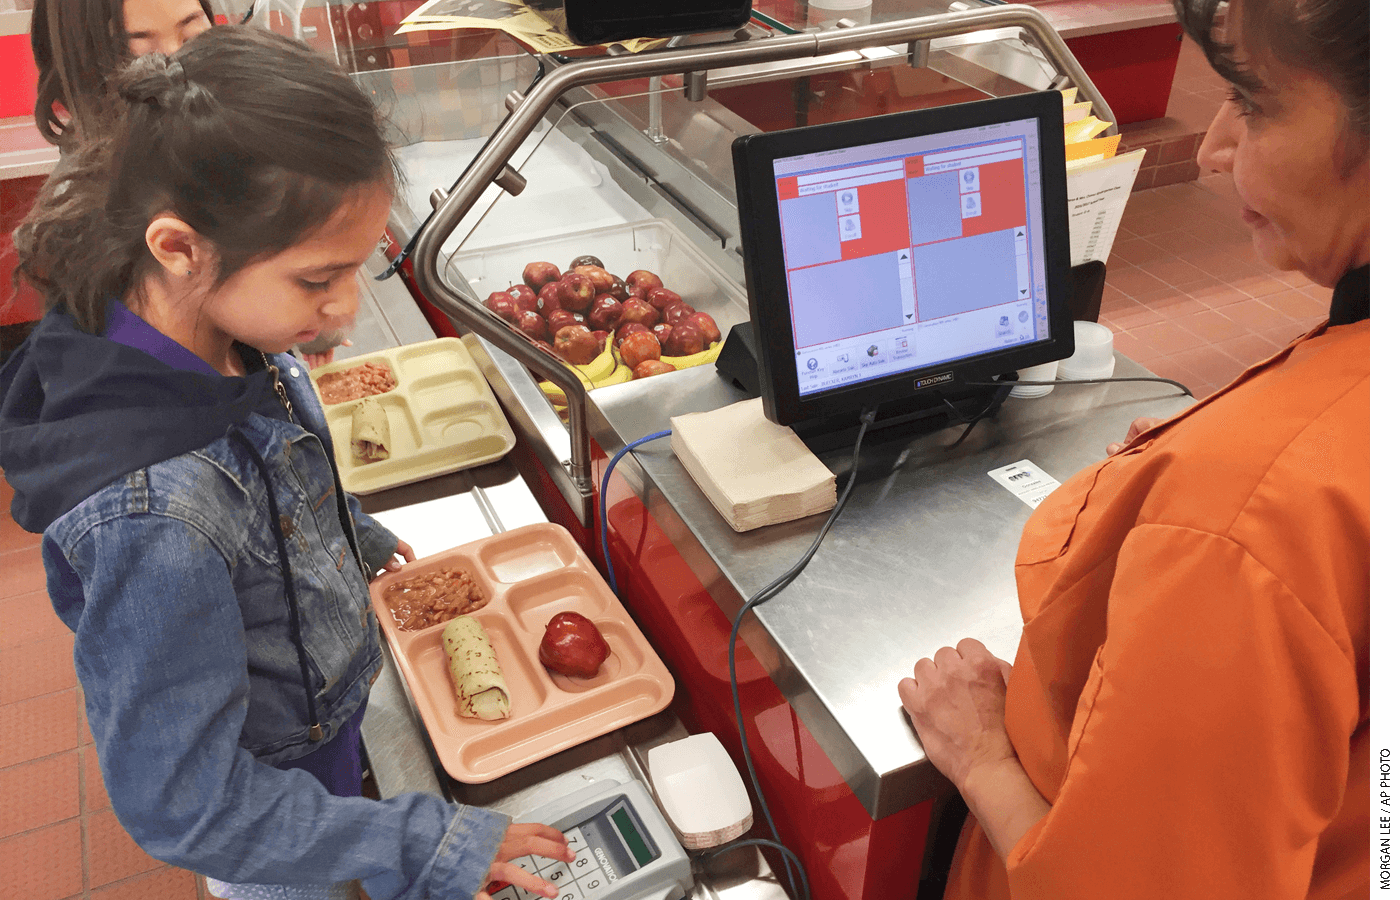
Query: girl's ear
145,215,215,280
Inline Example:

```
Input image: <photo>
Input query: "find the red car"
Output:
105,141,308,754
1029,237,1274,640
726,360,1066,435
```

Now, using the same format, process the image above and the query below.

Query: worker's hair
29,0,217,145
1174,0,1368,136
14,26,398,334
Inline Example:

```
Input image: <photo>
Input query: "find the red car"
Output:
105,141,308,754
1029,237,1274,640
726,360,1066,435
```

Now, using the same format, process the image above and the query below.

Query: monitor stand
714,321,1014,455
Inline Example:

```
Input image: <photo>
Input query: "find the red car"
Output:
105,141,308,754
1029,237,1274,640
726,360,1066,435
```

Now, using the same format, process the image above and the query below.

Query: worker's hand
372,541,416,580
898,638,1016,795
1106,416,1164,456
476,823,573,900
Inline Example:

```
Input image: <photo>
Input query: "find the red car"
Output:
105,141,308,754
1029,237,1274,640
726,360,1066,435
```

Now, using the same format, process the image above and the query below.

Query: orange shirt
946,319,1369,900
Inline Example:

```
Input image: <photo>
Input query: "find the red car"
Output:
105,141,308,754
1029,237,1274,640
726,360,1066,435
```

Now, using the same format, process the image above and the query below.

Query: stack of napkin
670,398,836,533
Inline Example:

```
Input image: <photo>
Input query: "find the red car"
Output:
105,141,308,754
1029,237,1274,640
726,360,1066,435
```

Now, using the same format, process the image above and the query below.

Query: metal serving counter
584,355,1193,821
348,277,788,900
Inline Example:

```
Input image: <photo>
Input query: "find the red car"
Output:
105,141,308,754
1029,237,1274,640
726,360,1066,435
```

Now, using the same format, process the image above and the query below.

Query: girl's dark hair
15,26,397,334
30,0,218,145
1174,0,1368,135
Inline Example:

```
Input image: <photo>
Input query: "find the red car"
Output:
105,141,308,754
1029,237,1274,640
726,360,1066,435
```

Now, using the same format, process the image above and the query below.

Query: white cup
1058,321,1116,381
1010,360,1058,398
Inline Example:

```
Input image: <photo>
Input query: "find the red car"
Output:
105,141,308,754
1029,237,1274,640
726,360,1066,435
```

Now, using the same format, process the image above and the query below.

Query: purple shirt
104,301,220,375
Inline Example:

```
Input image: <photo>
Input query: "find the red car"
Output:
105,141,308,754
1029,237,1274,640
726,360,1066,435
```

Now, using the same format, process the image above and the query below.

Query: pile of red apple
482,255,722,378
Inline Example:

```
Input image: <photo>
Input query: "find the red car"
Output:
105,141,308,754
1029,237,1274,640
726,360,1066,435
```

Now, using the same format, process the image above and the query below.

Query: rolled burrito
442,615,510,720
350,398,391,461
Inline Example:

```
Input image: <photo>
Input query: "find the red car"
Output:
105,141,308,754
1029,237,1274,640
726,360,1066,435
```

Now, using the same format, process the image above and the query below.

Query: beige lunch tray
370,523,676,784
311,338,514,494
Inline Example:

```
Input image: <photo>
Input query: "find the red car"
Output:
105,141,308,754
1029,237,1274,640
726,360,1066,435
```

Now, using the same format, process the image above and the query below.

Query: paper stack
670,398,836,533
1060,87,1145,266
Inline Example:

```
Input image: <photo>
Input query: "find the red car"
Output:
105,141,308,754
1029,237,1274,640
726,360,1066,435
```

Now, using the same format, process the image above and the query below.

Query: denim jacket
14,337,509,897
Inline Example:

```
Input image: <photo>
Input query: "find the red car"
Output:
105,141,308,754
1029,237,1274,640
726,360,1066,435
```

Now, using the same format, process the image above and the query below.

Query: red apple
591,330,610,347
619,298,661,329
537,281,562,315
573,264,614,294
646,287,683,313
521,261,561,291
556,272,595,312
586,296,625,332
553,325,599,365
538,611,610,677
688,311,721,345
607,274,629,301
506,284,537,316
633,359,677,379
664,322,706,357
664,301,696,328
569,254,605,271
626,270,663,304
547,309,586,339
616,323,650,343
485,292,519,323
516,310,547,341
618,331,662,370
651,323,673,347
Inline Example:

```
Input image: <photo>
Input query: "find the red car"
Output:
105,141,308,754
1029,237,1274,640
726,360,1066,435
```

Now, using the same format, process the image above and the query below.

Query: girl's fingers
492,861,558,899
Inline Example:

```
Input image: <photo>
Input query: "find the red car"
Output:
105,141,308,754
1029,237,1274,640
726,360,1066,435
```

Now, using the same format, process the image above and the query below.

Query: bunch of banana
660,340,723,370
537,338,724,410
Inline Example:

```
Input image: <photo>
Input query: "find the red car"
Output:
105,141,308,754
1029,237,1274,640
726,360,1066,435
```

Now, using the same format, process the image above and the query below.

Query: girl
32,0,361,391
1,26,570,900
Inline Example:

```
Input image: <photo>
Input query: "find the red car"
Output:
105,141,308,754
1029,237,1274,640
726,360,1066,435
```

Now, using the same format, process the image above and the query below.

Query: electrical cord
969,374,1195,397
724,405,875,900
599,429,673,594
700,839,811,900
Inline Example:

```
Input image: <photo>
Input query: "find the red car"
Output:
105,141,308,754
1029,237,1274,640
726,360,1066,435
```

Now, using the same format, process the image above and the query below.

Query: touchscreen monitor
732,91,1074,427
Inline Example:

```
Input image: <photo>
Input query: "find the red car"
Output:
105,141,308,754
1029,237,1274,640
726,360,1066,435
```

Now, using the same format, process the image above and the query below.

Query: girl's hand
476,823,573,900
1106,416,1164,456
373,540,416,579
300,338,353,371
897,638,1016,794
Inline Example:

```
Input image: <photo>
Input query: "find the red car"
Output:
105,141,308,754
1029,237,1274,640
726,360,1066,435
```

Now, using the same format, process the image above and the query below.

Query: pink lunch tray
370,523,675,783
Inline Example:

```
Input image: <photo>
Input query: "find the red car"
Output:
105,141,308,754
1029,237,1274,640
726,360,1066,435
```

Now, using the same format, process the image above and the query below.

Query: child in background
1,26,570,900
31,0,214,145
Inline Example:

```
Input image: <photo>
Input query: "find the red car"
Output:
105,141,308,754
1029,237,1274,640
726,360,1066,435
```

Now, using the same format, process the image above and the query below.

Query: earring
186,270,193,276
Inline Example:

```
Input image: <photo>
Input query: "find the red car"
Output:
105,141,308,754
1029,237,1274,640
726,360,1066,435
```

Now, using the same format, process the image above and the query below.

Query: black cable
968,374,1194,397
727,405,877,900
701,839,811,900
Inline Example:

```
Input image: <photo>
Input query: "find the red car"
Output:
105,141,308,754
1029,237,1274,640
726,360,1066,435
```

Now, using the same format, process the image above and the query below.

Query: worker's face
1195,6,1368,288
123,0,211,57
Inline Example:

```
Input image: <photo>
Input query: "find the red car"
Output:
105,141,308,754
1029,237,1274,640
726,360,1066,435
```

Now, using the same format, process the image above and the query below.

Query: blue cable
599,429,672,594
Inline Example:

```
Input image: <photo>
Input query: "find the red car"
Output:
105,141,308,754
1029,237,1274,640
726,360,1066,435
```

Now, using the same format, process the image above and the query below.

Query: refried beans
384,567,488,631
316,361,397,405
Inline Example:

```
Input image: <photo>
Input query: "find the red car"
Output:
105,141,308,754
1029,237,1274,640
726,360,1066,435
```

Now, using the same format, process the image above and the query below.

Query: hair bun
116,55,212,115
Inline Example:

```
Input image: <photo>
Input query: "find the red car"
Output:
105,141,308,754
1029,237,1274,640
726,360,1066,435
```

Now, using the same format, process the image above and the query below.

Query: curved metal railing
410,5,1115,510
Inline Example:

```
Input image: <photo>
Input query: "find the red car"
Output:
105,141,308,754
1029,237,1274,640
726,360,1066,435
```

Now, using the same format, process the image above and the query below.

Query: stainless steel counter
585,355,1194,820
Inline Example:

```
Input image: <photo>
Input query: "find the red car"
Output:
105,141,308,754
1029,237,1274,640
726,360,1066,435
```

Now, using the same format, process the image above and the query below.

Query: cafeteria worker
899,0,1369,896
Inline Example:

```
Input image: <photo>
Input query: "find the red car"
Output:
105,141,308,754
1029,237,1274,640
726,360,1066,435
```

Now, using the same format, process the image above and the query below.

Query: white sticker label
988,460,1062,508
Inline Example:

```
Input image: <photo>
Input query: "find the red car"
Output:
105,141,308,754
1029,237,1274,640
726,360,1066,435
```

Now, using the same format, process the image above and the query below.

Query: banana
537,333,617,400
590,363,634,389
660,340,723,370
576,332,617,383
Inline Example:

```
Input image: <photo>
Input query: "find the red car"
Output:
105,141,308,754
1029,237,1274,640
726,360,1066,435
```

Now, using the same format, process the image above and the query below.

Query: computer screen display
732,92,1073,427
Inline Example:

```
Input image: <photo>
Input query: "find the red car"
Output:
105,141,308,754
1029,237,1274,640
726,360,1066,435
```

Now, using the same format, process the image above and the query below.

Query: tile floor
0,58,1337,900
